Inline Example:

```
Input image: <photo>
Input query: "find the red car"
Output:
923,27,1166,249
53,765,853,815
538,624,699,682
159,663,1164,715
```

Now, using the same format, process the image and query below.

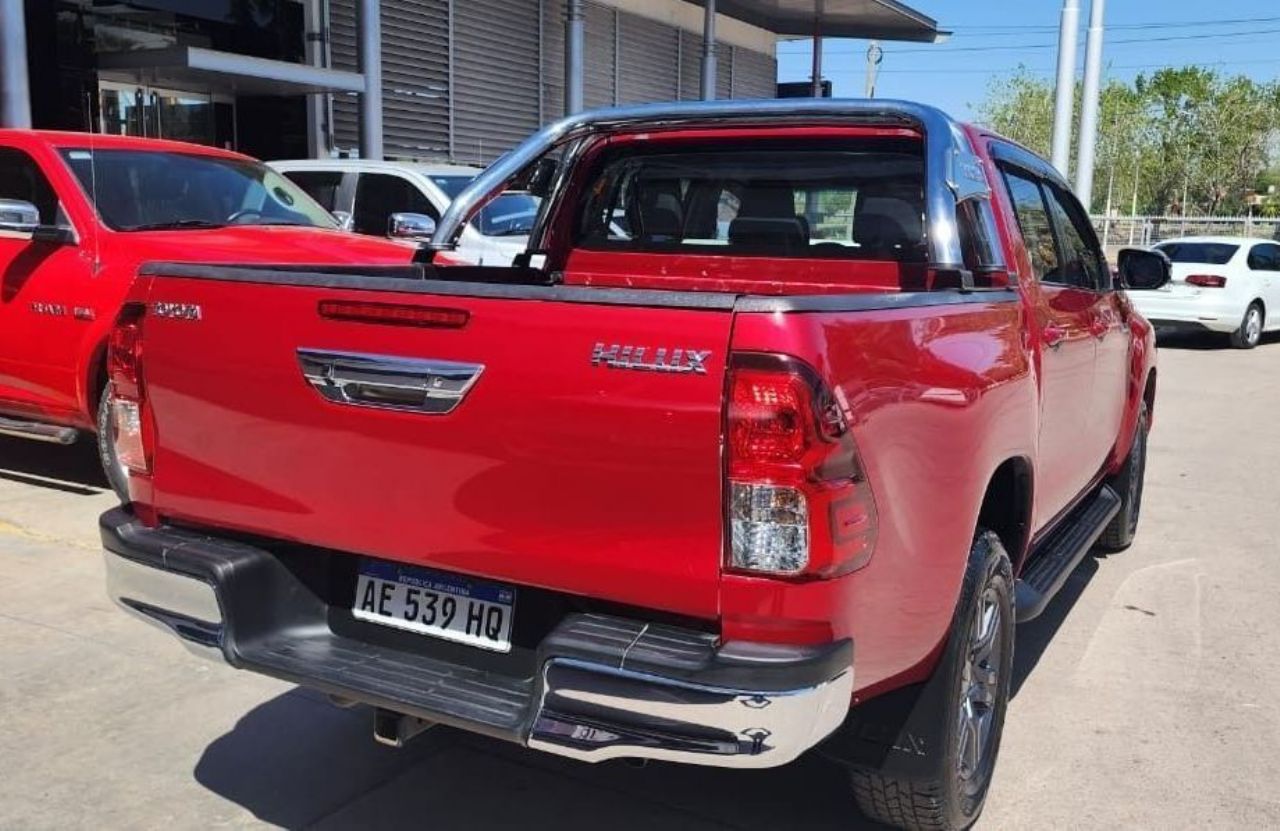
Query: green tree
977,66,1280,215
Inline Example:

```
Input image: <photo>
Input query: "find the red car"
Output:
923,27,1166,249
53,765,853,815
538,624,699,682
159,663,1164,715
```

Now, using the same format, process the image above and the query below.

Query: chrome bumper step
0,415,78,445
100,508,854,769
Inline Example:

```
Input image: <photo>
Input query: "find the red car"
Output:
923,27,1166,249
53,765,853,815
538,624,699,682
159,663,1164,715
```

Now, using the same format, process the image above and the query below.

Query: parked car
269,159,539,265
1127,235,1280,348
101,100,1169,831
0,130,418,493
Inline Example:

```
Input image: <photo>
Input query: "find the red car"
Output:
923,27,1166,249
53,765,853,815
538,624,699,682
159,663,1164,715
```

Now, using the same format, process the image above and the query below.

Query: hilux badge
591,343,711,375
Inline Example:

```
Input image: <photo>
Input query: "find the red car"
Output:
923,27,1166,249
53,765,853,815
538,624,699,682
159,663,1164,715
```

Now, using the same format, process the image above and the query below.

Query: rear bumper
101,508,852,768
1128,292,1243,333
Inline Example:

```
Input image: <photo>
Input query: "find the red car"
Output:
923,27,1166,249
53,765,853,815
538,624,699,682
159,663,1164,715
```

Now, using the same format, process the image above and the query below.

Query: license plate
352,560,516,653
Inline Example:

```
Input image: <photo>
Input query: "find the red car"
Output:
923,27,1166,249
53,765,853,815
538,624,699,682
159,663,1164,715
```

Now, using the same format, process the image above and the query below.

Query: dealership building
0,0,941,163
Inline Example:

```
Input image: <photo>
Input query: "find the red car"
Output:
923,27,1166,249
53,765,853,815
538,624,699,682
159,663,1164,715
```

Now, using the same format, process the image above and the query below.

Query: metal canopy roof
97,47,366,96
703,0,947,42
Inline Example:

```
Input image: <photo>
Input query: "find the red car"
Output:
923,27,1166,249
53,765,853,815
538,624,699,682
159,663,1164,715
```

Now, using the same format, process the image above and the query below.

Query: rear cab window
576,139,926,262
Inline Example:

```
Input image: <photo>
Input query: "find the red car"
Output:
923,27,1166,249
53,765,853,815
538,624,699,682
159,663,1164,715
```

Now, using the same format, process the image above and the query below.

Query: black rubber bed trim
138,262,1020,314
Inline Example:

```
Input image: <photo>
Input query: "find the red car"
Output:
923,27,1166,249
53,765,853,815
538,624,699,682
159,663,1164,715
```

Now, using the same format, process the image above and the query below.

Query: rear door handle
1043,325,1067,350
298,349,484,415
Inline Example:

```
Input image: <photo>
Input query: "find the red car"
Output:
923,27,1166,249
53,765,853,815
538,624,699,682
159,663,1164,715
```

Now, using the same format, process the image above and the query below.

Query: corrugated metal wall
453,0,541,165
331,0,450,159
617,11,678,105
331,0,777,163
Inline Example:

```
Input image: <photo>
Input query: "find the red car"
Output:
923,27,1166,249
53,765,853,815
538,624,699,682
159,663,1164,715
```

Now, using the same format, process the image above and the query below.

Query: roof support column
1050,0,1080,177
565,0,585,114
700,0,717,100
0,0,32,128
358,0,383,158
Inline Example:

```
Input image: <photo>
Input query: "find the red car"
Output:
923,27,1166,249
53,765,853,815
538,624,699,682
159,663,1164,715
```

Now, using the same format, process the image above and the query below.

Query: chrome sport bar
428,98,997,271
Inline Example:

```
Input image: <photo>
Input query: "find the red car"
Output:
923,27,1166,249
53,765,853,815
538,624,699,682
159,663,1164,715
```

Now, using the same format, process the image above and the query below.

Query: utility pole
811,0,824,97
567,0,586,111
1050,0,1080,177
865,41,883,98
700,0,717,100
811,35,824,97
358,0,383,159
1075,0,1105,207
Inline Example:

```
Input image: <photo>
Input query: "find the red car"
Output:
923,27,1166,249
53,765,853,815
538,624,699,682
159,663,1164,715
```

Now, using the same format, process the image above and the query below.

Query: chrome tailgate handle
297,349,483,414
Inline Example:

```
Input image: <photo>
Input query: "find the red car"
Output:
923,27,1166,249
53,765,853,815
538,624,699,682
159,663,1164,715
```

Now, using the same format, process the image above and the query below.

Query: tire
1229,303,1263,349
1097,399,1149,552
96,383,130,502
843,531,1015,831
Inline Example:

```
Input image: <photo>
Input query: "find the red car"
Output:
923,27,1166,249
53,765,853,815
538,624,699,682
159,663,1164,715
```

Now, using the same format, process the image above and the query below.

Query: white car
1128,235,1280,349
268,159,538,265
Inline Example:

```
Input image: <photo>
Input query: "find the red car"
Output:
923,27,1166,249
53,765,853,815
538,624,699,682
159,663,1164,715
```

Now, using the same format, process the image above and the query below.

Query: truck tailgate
137,274,733,619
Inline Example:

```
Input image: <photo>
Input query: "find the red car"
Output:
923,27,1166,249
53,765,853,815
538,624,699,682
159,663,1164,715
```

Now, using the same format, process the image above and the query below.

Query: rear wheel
1097,400,1149,552
841,531,1014,830
96,384,129,502
1229,303,1263,349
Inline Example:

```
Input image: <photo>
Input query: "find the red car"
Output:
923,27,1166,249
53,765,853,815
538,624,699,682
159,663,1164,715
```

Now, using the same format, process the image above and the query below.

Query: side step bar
1015,484,1121,623
0,415,78,445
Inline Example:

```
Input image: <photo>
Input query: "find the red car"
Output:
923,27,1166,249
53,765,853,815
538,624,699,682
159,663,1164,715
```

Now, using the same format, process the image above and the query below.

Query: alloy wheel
956,587,1003,794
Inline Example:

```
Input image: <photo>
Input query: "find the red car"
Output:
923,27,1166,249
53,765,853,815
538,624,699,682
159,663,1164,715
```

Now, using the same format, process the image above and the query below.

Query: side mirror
331,209,354,231
1117,247,1171,290
388,212,436,240
0,199,76,244
0,198,39,234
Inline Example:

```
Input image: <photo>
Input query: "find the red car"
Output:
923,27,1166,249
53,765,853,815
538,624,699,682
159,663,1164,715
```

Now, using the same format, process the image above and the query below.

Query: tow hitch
373,708,436,747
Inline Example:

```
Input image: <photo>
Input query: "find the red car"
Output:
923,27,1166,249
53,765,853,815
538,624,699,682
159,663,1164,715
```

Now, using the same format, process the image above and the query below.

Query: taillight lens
107,304,151,475
726,355,877,578
1186,274,1227,288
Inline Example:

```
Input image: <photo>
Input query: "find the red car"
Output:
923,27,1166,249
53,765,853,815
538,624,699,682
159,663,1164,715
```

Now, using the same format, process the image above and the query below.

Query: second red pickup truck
100,100,1170,830
0,130,416,491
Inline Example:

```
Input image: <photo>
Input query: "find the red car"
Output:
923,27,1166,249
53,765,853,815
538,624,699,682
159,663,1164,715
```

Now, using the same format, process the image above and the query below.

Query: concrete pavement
1,335,1279,829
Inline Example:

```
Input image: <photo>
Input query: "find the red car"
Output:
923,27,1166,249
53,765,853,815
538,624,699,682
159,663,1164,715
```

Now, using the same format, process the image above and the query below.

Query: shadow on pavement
1155,331,1280,351
195,688,886,830
1010,554,1098,699
0,434,109,495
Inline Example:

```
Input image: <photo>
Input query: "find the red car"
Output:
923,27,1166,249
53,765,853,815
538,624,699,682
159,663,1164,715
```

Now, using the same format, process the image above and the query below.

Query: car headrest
853,195,924,251
727,216,809,250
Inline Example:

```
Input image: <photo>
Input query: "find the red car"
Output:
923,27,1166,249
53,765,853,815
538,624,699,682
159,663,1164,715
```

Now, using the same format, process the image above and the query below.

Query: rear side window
1247,243,1280,271
576,140,926,261
284,170,343,211
1156,242,1239,265
1001,169,1060,282
1044,184,1106,290
353,173,438,236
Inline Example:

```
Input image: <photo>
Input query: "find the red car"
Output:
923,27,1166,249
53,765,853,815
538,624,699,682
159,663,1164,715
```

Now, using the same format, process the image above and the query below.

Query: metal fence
1092,214,1280,249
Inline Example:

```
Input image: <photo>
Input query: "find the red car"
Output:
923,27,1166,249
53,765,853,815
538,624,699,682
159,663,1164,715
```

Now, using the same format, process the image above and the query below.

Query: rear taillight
107,304,152,476
726,355,877,577
1186,274,1227,288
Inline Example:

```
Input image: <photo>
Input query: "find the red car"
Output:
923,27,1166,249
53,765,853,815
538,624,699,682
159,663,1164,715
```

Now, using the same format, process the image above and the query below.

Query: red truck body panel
135,276,734,619
0,130,416,431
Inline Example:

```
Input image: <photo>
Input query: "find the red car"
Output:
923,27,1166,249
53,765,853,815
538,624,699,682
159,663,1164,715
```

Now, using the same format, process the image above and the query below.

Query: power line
778,27,1280,57
952,15,1280,33
808,57,1280,78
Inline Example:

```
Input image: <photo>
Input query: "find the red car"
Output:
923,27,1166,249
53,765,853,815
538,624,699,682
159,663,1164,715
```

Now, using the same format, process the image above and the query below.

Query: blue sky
775,1,1280,120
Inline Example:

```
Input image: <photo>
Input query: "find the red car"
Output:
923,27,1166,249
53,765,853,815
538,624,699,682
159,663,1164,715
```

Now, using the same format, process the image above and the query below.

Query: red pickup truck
100,101,1169,830
0,130,415,492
